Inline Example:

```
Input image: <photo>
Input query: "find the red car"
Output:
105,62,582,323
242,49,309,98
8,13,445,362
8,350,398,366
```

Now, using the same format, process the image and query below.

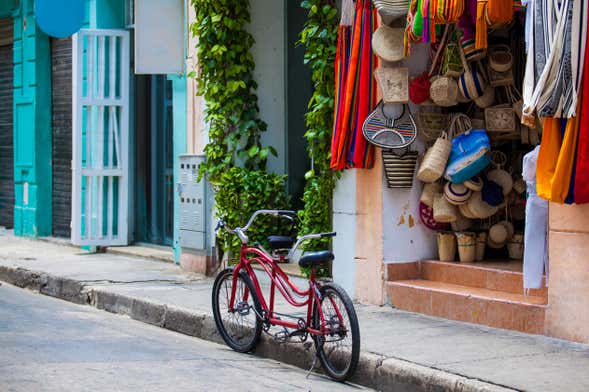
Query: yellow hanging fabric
551,112,581,203
475,0,489,49
475,0,514,49
536,118,562,200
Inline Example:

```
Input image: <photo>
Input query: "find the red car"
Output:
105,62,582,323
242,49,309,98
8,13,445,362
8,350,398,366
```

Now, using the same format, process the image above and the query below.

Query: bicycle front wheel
313,282,360,382
212,268,263,353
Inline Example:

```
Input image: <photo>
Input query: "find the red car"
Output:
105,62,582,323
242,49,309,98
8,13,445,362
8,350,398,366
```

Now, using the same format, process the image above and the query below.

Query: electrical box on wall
178,155,208,250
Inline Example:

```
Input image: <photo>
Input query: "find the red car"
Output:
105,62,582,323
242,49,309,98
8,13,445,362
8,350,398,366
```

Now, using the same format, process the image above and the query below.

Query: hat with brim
372,25,405,62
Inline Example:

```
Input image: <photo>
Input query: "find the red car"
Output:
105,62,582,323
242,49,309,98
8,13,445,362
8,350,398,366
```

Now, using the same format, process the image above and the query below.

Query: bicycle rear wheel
312,282,360,381
212,268,263,353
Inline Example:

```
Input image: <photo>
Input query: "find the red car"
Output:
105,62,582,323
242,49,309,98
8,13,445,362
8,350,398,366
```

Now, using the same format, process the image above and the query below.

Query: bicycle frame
228,245,340,336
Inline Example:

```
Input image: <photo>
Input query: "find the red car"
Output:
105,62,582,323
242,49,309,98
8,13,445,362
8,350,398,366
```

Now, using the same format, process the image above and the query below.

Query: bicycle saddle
298,251,334,268
267,235,294,250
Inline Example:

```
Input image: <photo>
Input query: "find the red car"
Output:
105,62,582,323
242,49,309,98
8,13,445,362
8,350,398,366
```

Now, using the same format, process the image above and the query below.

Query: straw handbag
382,149,419,188
457,44,487,100
375,67,409,104
433,193,458,222
416,131,452,183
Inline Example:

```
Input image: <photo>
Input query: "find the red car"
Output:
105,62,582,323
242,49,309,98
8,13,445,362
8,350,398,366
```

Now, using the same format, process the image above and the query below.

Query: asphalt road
0,283,369,392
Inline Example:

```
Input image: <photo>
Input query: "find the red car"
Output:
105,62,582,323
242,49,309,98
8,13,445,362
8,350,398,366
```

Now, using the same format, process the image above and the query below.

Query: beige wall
546,203,589,343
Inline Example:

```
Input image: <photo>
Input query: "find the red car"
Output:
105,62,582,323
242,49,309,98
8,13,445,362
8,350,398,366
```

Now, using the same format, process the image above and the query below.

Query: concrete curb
0,265,515,392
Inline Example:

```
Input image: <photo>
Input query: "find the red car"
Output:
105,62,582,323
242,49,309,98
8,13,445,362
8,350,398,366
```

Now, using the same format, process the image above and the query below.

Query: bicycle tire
312,282,360,382
212,268,263,353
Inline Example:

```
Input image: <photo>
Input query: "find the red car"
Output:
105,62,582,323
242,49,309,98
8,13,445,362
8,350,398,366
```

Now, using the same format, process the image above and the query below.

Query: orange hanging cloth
550,111,581,203
536,118,563,201
475,0,513,49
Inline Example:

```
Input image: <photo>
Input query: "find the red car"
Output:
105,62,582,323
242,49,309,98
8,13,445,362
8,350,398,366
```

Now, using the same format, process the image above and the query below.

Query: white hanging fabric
522,0,571,121
522,146,549,290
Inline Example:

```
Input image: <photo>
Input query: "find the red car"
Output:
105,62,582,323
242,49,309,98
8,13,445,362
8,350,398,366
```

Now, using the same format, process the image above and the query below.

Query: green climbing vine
190,0,289,257
297,0,339,250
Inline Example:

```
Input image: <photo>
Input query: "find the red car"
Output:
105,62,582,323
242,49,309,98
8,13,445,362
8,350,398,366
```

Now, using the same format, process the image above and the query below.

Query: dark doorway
0,18,14,229
286,1,313,208
134,75,174,246
50,37,72,237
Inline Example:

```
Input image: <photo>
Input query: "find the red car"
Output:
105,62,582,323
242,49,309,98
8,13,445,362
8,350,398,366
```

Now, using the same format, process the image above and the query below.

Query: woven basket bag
416,131,452,183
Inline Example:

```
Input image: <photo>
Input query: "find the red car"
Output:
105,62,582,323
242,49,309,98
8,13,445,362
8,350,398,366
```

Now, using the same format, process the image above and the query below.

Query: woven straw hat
467,191,498,219
372,25,405,62
464,176,483,191
459,202,477,219
487,169,513,195
444,182,472,205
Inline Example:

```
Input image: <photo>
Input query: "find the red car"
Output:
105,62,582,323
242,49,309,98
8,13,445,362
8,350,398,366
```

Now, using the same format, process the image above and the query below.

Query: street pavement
0,283,369,392
3,233,589,391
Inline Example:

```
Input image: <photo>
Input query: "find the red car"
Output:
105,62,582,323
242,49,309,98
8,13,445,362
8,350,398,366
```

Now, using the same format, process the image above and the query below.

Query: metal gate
51,37,72,237
0,18,14,229
72,29,130,246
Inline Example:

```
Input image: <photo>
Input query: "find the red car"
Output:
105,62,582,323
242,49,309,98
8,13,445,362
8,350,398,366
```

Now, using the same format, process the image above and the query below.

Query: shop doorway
0,18,14,229
134,75,174,246
50,37,72,238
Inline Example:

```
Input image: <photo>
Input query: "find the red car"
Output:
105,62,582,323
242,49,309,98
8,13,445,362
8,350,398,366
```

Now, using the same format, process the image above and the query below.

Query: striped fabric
330,0,377,170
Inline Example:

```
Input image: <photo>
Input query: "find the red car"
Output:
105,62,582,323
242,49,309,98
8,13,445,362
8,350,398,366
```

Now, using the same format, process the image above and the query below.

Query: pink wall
546,203,589,343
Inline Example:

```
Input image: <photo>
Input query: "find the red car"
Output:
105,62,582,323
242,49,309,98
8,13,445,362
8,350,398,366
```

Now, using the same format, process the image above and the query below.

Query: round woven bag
433,193,458,223
430,76,459,107
416,132,452,183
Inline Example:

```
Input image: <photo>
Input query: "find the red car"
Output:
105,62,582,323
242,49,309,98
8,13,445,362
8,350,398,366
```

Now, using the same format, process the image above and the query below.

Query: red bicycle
212,210,360,381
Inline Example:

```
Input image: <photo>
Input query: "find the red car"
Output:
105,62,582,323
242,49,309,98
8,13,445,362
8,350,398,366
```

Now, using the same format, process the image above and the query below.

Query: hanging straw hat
464,176,483,191
459,202,477,219
372,25,405,62
467,191,498,219
444,182,472,205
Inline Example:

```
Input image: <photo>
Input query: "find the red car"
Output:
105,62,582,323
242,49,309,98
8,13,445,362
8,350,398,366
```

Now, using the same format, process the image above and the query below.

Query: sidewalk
1,231,588,392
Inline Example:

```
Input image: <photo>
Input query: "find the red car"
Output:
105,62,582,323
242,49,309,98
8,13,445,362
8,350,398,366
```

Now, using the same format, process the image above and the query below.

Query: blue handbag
445,129,491,183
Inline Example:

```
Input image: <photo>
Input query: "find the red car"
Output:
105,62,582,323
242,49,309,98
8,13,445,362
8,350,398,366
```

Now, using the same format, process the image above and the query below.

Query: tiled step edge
387,280,546,335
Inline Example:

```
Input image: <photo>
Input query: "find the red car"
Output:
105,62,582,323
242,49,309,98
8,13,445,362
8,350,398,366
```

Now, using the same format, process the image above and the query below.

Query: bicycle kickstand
306,351,320,379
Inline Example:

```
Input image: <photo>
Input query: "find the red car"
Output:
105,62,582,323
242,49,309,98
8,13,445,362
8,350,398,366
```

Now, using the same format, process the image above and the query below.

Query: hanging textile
522,0,571,122
550,110,580,203
536,118,562,200
574,7,589,203
331,0,354,171
523,145,549,290
330,0,377,170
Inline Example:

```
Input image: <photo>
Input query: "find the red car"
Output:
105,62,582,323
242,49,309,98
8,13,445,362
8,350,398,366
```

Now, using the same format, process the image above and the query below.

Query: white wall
248,0,286,175
381,43,436,264
332,170,357,297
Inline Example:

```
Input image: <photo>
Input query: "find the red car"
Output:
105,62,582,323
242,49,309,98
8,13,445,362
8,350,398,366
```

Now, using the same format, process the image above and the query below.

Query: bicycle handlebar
216,209,296,244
